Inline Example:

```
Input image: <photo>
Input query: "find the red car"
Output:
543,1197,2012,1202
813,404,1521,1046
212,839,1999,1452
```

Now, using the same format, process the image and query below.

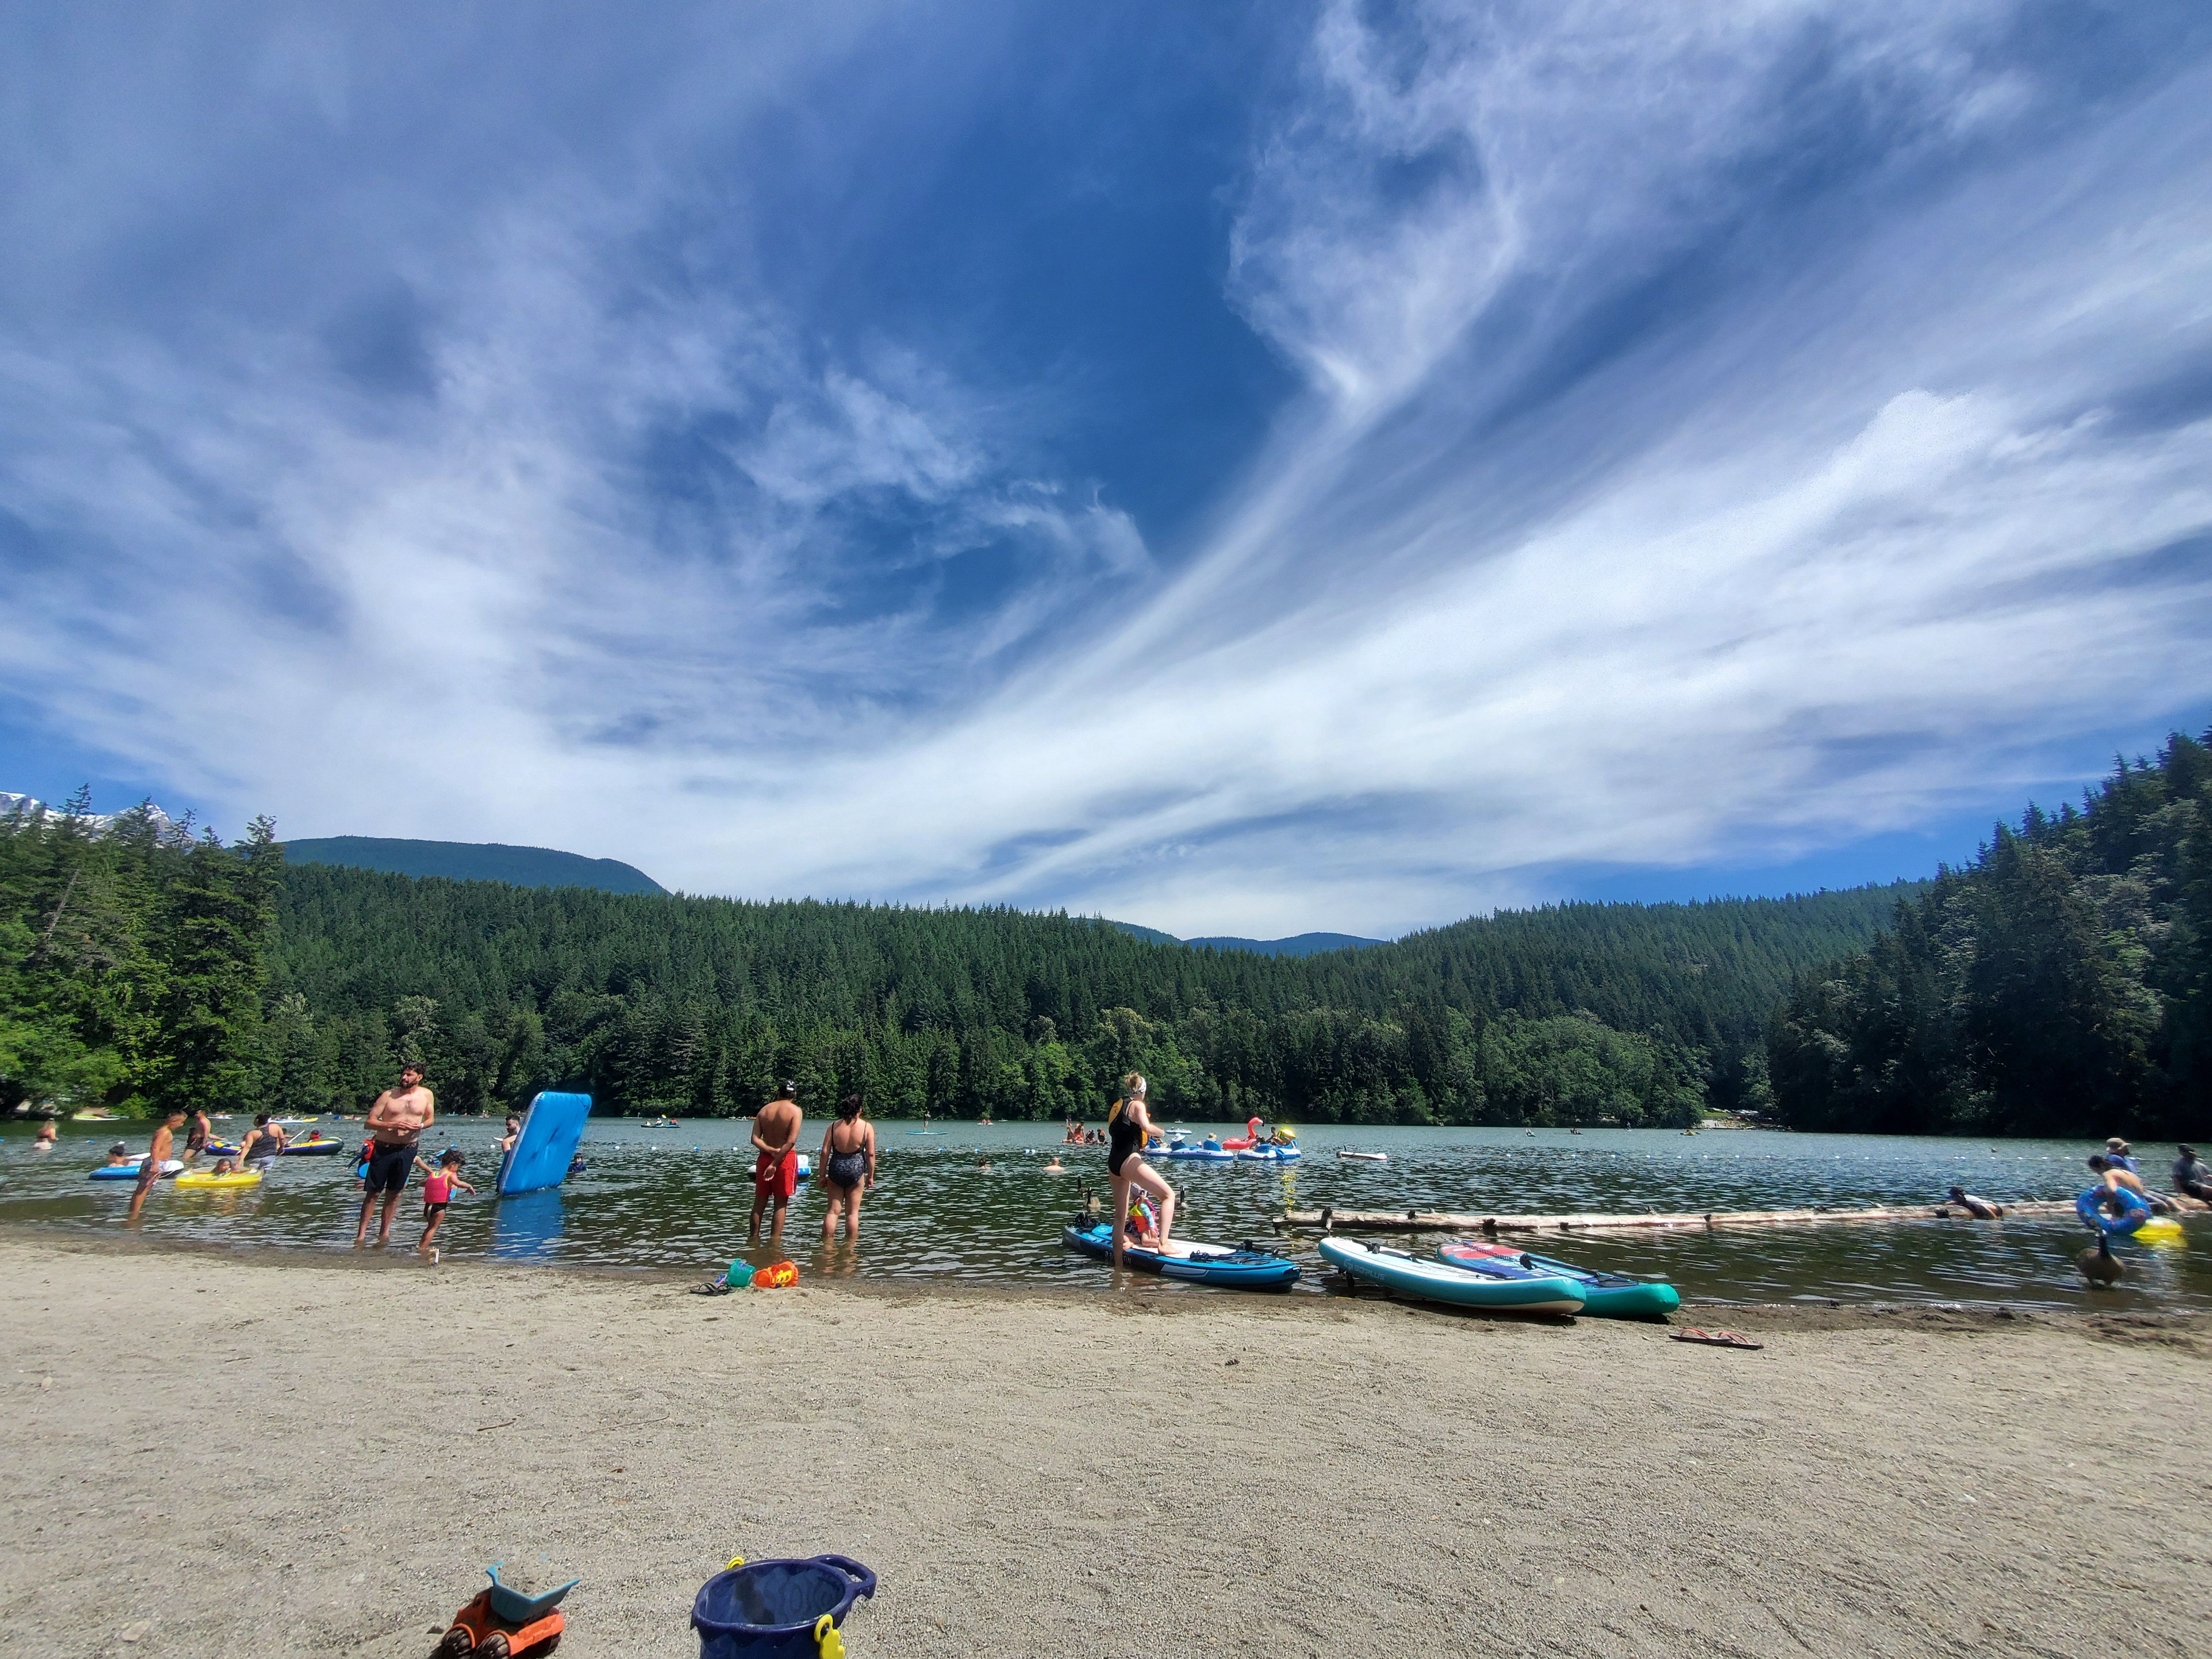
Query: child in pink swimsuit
415,1149,475,1262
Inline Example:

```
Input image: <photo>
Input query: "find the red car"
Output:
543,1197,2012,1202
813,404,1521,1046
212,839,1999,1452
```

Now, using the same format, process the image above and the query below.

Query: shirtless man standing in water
748,1081,804,1247
355,1062,435,1249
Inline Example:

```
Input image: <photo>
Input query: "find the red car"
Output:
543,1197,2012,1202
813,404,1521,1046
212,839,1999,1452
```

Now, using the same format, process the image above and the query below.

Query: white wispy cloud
1,2,2207,937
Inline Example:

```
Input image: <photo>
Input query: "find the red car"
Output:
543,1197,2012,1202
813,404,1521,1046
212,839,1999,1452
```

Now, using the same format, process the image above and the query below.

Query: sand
2,1232,2207,1659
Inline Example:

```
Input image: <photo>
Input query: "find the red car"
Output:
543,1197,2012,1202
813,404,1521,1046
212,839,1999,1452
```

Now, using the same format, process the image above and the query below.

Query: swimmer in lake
1946,1185,2005,1219
1043,1153,1066,1173
33,1118,56,1150
1105,1073,1174,1269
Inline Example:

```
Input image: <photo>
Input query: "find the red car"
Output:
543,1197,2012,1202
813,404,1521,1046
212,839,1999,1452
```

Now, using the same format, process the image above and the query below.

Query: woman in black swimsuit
819,1094,876,1241
1106,1073,1175,1268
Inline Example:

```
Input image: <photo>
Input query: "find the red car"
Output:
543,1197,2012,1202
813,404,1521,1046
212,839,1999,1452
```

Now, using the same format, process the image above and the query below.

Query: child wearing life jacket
416,1149,476,1263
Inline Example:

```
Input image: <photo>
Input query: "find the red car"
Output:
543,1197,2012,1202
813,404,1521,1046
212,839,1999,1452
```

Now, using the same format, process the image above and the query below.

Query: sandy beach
2,1232,2206,1659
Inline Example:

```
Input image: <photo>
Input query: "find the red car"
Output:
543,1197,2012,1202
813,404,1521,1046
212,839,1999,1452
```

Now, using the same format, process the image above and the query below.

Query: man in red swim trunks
747,1081,804,1246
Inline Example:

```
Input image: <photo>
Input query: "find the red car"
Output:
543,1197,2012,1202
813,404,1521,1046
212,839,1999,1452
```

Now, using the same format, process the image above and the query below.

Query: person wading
1106,1073,1175,1270
128,1108,185,1223
355,1062,435,1249
748,1081,804,1247
818,1094,876,1242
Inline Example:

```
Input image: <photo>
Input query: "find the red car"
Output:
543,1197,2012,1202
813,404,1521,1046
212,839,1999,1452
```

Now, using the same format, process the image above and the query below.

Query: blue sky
3,1,2210,937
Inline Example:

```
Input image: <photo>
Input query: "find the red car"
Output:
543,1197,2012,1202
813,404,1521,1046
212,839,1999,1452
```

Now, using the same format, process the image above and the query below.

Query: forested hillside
1,796,280,1118
4,788,1923,1126
1771,733,2212,1138
260,865,1915,1124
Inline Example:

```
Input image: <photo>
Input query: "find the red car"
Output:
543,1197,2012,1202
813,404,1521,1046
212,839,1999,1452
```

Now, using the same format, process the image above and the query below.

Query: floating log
1277,1200,2089,1235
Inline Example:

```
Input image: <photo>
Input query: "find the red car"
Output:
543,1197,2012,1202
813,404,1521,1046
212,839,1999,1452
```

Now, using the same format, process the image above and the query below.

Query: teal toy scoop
486,1564,580,1624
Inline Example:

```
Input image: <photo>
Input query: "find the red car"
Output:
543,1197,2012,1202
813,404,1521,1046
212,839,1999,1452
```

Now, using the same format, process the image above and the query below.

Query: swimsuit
755,1148,799,1201
824,1126,868,1189
363,1141,416,1196
1106,1106,1144,1177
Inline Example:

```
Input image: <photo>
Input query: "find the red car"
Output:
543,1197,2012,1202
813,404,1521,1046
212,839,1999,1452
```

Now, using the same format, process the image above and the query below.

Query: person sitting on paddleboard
1123,1190,1163,1250
1106,1073,1175,1269
2173,1145,2212,1204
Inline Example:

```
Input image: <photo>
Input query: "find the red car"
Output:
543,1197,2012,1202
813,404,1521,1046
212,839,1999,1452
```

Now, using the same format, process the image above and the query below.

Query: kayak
282,1138,348,1156
1436,1239,1680,1318
175,1168,263,1190
201,1142,242,1159
1061,1221,1301,1290
89,1159,182,1181
1320,1236,1585,1314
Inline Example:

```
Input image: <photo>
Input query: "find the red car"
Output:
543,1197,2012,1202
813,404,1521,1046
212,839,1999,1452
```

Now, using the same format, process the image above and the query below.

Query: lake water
4,1118,2205,1310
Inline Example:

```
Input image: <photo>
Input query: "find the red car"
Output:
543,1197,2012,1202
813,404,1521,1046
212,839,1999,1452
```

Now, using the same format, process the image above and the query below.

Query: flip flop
1671,1327,1763,1350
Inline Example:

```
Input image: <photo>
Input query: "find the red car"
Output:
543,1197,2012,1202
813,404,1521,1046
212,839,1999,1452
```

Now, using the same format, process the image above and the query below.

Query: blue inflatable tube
2077,1184,2153,1238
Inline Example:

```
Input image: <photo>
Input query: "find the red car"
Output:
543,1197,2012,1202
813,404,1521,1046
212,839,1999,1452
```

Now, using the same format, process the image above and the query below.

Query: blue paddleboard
498,1092,592,1196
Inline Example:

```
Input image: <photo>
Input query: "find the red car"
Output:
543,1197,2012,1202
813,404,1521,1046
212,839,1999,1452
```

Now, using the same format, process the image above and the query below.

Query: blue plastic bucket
692,1555,876,1659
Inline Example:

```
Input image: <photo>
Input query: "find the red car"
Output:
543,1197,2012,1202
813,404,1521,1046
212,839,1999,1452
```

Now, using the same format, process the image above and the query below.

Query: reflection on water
3,1119,2204,1310
490,1189,566,1260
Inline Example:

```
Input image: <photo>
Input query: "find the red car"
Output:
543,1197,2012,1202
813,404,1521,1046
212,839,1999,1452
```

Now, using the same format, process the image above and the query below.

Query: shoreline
5,1221,2207,1335
3,1234,2206,1657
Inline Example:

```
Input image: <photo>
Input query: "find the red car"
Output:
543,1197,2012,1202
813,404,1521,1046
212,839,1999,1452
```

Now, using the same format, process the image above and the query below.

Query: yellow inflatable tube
2133,1216,2185,1243
174,1169,263,1190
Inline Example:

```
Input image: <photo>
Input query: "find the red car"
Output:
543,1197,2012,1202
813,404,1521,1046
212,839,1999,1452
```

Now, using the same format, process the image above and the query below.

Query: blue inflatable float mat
498,1092,592,1196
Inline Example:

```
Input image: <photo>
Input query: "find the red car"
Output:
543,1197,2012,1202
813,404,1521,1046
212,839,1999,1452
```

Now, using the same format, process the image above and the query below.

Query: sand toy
434,1563,578,1659
692,1554,875,1659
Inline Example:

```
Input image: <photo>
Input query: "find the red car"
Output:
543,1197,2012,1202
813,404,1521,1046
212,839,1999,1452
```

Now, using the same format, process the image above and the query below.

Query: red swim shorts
755,1149,798,1201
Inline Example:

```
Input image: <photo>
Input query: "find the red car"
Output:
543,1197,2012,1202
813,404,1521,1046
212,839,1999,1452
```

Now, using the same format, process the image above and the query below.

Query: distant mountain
1100,919,1387,955
2,790,178,834
281,836,666,895
1186,931,1387,957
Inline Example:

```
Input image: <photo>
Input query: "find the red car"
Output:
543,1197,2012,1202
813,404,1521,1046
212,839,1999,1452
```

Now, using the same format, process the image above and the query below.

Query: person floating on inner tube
2104,1137,2140,1174
1946,1186,2006,1219
2078,1178,2155,1238
2088,1154,2176,1214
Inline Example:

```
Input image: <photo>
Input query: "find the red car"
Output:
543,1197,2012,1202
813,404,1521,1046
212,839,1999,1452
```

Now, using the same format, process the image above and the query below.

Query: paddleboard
1320,1236,1585,1314
497,1091,592,1196
1436,1239,1679,1318
1061,1221,1300,1290
1336,1150,1387,1162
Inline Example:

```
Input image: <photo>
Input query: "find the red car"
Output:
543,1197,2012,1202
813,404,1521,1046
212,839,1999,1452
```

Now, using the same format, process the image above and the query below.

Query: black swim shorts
363,1141,415,1196
421,1200,448,1219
